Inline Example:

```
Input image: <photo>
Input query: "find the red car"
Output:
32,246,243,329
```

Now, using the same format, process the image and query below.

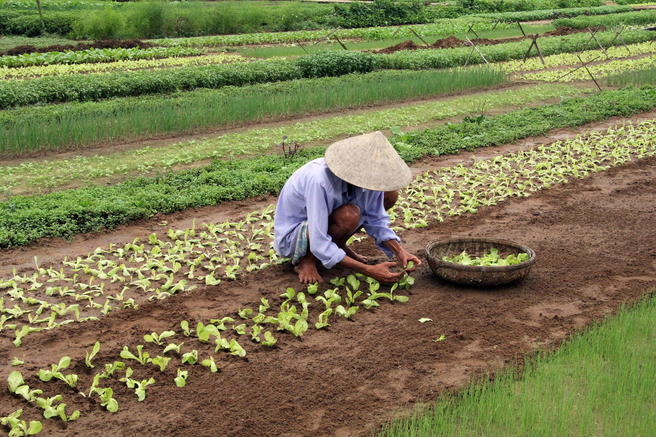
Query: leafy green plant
120,368,155,402
35,395,80,422
443,248,529,266
201,356,219,373
119,345,150,365
84,341,100,368
8,371,42,402
150,356,171,372
181,350,198,365
0,409,42,436
37,356,78,388
91,387,119,413
174,369,188,388
143,330,175,345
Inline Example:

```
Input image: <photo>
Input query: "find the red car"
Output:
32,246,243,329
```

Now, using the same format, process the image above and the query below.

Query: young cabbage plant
335,305,359,319
258,298,270,313
181,350,198,365
119,345,150,365
143,330,175,346
8,371,42,402
84,342,101,368
150,356,171,372
35,395,80,422
121,368,155,402
229,339,246,358
174,369,188,388
92,387,119,413
163,342,184,355
200,356,219,373
233,324,247,335
251,325,263,343
37,356,78,388
13,326,41,348
11,357,24,366
306,283,319,295
315,308,333,330
0,409,42,437
210,316,234,331
261,331,277,347
237,308,253,320
180,320,192,336
196,322,220,343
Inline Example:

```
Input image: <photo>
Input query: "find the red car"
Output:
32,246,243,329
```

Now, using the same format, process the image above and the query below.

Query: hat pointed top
325,131,413,191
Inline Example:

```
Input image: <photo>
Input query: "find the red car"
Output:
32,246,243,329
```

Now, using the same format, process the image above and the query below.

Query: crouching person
273,131,421,284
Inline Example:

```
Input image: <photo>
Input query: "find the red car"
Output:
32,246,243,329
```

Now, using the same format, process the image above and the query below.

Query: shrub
334,0,430,28
4,11,77,36
296,51,377,78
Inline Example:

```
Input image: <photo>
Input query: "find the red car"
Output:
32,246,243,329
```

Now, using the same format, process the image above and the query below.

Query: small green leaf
418,318,432,323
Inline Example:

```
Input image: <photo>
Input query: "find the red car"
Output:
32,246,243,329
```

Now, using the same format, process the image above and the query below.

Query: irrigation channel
1,114,655,436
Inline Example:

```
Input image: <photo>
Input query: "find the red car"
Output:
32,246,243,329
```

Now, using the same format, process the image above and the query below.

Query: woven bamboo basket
425,237,536,287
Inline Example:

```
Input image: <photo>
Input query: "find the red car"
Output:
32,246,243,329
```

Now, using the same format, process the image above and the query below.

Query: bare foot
344,246,368,264
295,257,324,284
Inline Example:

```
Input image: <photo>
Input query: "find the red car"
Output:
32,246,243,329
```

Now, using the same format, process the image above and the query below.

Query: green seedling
37,356,78,388
258,298,270,313
8,371,42,402
0,409,42,436
229,339,246,358
196,322,219,343
181,350,198,365
13,326,41,348
120,345,150,365
261,331,277,347
92,387,119,413
210,316,234,330
11,358,24,366
442,248,529,266
102,361,125,377
85,342,101,368
163,342,184,355
35,395,80,422
174,369,188,388
150,356,171,372
315,308,332,330
233,324,246,335
180,320,192,336
251,325,262,342
336,305,359,319
433,334,447,342
201,356,219,373
121,368,155,402
144,330,175,345
306,283,319,295
418,318,432,323
238,308,253,319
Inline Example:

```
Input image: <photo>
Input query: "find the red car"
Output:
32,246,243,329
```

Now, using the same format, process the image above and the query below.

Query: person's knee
330,204,361,234
384,191,399,210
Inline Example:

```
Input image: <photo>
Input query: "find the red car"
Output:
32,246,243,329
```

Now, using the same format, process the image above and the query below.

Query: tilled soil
1,153,655,436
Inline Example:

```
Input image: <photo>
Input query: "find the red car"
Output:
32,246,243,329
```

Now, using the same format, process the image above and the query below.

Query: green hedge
1,86,654,248
2,11,78,36
554,10,656,29
457,0,603,13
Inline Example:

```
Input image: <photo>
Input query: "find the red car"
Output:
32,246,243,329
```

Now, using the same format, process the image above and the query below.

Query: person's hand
397,250,422,272
365,262,403,283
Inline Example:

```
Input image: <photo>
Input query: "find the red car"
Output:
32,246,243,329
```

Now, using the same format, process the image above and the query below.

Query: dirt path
1,150,655,436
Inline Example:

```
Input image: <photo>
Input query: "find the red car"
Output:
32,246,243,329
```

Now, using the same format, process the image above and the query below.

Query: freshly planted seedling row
443,249,529,266
5,272,415,432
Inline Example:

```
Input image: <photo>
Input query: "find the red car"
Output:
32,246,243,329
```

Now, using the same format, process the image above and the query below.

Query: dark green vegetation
0,68,506,156
381,294,656,437
4,29,655,109
553,9,656,29
1,86,654,248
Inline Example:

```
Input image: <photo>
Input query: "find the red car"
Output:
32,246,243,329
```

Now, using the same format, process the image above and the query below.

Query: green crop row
0,46,202,68
517,54,656,82
4,29,654,109
376,29,656,70
152,17,509,47
553,9,656,28
0,52,246,80
0,67,507,156
0,84,586,196
0,86,654,248
497,41,654,73
607,65,656,87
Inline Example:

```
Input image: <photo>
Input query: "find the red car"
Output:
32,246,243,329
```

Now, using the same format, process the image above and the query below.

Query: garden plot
1,127,655,436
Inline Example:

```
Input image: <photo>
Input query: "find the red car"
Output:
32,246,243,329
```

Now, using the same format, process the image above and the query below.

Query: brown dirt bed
1,39,157,56
1,151,655,435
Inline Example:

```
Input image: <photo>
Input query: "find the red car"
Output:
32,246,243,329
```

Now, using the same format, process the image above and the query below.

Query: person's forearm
338,255,371,276
383,239,404,257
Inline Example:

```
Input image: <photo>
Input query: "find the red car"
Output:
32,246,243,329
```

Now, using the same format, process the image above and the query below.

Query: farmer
274,131,421,284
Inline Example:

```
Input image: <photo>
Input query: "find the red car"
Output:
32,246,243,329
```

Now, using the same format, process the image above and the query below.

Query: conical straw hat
325,131,413,191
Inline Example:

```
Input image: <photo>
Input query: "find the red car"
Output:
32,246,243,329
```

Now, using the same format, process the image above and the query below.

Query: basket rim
425,237,536,273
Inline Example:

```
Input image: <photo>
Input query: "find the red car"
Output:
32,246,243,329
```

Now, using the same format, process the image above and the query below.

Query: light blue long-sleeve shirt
274,158,400,268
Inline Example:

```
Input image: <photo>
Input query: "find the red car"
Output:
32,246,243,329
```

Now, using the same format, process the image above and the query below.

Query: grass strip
0,86,654,248
553,9,656,28
476,5,632,22
380,294,656,437
0,84,585,196
0,67,507,156
607,65,656,86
